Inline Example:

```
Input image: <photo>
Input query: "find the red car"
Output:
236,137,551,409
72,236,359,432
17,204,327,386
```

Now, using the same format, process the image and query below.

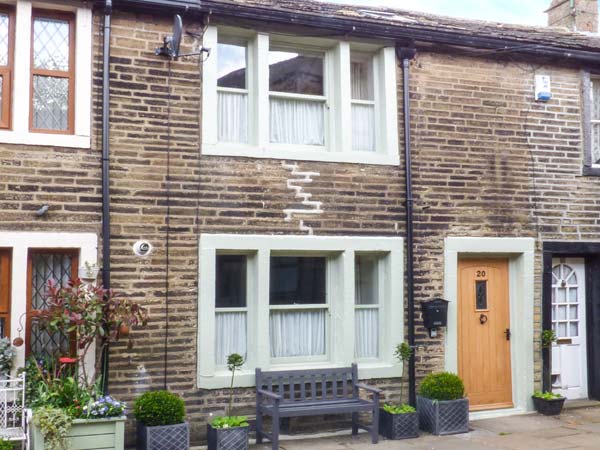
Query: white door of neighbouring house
551,258,588,400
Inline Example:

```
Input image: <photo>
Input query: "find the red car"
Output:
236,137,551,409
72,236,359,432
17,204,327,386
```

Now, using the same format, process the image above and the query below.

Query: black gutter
109,0,600,67
100,0,112,396
397,45,417,407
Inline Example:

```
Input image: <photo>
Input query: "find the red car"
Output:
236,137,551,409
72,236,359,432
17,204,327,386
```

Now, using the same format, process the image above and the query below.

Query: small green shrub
382,404,416,415
211,416,249,428
419,372,465,401
134,391,185,426
33,406,73,450
541,329,557,349
533,391,563,400
0,439,16,450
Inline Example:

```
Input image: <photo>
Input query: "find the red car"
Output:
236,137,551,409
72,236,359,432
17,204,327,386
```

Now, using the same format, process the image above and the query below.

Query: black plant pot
136,422,190,450
532,396,566,416
378,408,419,440
207,423,249,450
417,395,469,435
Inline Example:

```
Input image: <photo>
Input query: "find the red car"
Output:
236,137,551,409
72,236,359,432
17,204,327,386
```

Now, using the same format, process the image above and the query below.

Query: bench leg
272,410,280,450
256,410,263,444
351,412,359,435
371,405,379,444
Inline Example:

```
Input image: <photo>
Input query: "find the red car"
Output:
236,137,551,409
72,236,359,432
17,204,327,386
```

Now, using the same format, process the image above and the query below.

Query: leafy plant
0,440,16,450
226,353,244,417
83,395,126,419
382,403,416,415
420,372,465,401
40,279,147,385
541,329,557,349
211,416,249,429
134,391,185,426
533,390,563,400
32,406,73,450
394,342,412,406
0,337,16,376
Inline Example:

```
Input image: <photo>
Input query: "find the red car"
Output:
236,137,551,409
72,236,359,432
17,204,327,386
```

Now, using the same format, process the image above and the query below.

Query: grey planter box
207,424,249,450
136,422,189,450
417,395,469,435
32,416,125,450
379,408,419,440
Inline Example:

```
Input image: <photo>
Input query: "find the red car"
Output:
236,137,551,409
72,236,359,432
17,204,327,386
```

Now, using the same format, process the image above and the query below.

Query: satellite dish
171,14,183,58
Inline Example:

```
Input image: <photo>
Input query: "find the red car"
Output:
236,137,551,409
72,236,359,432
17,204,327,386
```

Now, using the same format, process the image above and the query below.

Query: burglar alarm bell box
421,298,449,332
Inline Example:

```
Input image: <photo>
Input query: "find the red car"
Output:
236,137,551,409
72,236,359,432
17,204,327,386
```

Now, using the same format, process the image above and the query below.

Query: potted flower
533,329,565,415
417,372,469,435
379,343,418,440
207,353,249,450
28,279,147,450
134,391,189,450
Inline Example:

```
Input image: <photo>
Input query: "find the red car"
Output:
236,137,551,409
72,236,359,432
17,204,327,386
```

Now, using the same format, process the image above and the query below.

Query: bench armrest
355,383,382,395
257,388,282,403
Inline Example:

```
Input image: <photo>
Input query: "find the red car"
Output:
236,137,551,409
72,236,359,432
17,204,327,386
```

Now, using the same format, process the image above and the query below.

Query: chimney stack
547,0,598,32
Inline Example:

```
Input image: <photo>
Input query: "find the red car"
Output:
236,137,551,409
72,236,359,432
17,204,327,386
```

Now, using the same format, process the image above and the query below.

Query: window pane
270,97,324,145
217,42,246,89
270,310,325,357
269,50,323,95
352,104,375,152
0,14,9,67
593,79,600,121
355,255,378,305
592,123,600,165
351,59,373,101
218,91,247,143
270,257,326,305
569,322,578,337
33,76,69,130
216,255,247,308
355,309,378,358
215,312,246,365
33,17,70,71
30,252,74,356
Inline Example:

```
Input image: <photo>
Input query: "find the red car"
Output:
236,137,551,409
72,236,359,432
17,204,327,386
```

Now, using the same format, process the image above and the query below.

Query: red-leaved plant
38,279,147,384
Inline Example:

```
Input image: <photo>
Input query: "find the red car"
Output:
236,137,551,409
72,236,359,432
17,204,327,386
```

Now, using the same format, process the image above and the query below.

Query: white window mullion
202,26,218,147
198,247,217,378
340,249,354,364
255,248,270,370
13,0,32,135
255,33,269,149
378,47,399,158
333,41,350,153
74,6,91,138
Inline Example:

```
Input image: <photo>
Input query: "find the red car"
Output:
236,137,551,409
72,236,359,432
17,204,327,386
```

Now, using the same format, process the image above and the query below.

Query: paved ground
251,406,600,450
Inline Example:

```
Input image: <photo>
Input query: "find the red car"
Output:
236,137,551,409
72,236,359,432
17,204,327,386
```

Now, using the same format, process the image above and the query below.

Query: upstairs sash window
217,40,248,143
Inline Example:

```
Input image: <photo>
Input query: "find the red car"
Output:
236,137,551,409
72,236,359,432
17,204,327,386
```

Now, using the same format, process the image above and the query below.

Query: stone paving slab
250,407,600,450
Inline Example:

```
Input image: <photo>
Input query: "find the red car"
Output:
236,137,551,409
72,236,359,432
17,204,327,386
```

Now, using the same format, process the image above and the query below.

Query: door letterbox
421,298,449,337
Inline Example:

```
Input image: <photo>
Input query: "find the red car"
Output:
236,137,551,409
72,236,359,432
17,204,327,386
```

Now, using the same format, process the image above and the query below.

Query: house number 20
476,270,486,278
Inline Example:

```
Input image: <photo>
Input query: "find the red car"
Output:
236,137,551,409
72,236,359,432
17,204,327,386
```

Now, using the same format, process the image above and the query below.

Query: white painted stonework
0,232,98,371
444,237,535,417
282,161,323,235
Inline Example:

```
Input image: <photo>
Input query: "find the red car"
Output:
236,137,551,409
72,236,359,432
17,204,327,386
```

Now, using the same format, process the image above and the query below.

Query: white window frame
202,26,399,166
0,231,97,373
197,234,404,389
0,1,91,148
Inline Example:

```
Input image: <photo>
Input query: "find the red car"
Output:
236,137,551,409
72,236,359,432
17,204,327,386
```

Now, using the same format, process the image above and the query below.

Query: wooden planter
32,416,126,450
532,396,566,416
378,408,419,440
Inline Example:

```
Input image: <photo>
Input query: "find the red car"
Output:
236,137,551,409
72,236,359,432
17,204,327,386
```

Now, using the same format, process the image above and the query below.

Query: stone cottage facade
2,0,600,444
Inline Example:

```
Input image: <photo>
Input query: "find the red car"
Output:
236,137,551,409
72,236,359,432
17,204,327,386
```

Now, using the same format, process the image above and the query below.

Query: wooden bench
255,364,380,450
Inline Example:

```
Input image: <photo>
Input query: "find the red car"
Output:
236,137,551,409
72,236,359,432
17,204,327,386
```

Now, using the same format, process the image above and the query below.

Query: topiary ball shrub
134,391,186,427
419,372,465,401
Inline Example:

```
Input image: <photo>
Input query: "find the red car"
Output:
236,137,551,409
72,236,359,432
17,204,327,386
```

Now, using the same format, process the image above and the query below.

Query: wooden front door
458,258,512,411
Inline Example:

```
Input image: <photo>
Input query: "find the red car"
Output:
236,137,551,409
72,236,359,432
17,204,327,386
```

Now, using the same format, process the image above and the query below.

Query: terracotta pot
118,324,130,337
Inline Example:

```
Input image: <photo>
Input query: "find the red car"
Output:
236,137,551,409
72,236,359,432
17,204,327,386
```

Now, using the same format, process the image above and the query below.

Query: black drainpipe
396,45,417,407
100,0,112,395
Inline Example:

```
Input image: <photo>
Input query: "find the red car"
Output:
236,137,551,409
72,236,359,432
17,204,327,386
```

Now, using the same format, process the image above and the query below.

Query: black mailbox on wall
421,298,449,337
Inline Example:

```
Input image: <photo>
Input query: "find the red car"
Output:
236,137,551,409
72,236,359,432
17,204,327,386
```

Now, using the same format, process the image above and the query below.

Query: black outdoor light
421,298,449,338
